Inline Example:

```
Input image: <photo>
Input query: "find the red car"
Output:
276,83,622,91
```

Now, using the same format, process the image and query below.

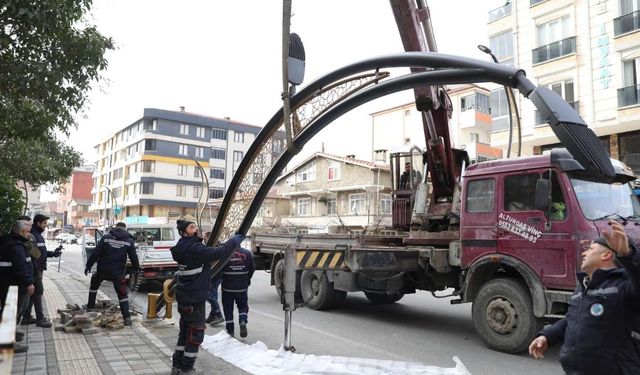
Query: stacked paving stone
54,300,126,335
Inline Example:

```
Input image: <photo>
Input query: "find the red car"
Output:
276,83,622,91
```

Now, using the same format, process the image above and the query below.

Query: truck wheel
364,291,404,304
128,271,142,291
301,270,336,310
472,278,543,354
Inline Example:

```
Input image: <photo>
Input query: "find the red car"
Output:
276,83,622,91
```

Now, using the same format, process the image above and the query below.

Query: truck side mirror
534,179,550,213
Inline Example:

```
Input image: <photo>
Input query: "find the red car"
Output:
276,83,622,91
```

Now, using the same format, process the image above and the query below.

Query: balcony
618,85,640,107
530,0,548,5
614,10,640,36
488,2,511,22
532,36,576,64
536,101,579,125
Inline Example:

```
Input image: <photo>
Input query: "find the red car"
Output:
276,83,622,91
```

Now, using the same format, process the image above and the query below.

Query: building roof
277,152,389,182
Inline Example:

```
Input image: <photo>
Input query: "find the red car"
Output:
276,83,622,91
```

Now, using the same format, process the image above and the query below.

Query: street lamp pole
104,186,118,224
477,44,522,158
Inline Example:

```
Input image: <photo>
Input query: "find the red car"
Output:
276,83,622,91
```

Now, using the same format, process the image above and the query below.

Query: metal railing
489,2,512,22
0,286,19,373
530,0,548,6
532,36,576,64
618,84,640,107
614,10,640,36
536,101,579,124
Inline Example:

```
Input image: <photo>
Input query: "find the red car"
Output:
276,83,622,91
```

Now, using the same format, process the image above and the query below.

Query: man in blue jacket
220,246,254,338
85,222,140,326
529,221,640,374
170,219,243,375
23,214,61,328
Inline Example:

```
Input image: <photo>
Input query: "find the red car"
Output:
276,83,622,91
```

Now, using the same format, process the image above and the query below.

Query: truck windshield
571,178,640,220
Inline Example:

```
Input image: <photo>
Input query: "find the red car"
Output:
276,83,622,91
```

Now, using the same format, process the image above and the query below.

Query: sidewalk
10,269,248,375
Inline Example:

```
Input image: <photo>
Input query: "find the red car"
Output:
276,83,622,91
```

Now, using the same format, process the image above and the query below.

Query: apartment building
370,84,503,163
89,108,261,225
487,0,640,173
269,153,392,234
58,165,99,227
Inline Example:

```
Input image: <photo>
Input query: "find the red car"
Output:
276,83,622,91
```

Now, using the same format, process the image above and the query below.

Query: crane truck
148,0,637,354
247,0,640,354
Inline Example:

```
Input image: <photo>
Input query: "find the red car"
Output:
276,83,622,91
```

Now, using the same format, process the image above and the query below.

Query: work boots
240,322,248,338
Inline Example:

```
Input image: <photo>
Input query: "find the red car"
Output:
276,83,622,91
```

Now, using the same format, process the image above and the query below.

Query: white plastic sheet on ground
201,331,471,375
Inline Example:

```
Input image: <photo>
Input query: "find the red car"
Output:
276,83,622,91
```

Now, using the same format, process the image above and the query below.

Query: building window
142,160,155,173
209,188,224,199
461,92,491,113
504,174,539,211
176,185,186,197
469,133,479,143
141,182,154,194
194,167,201,178
491,88,509,132
296,162,316,182
234,132,245,143
195,146,204,158
380,194,392,214
196,126,206,138
489,30,514,65
349,193,367,215
233,151,244,162
533,17,575,64
179,144,188,156
180,124,189,135
536,80,576,124
212,128,227,140
620,58,640,107
326,198,337,215
144,139,156,151
210,168,225,179
211,148,225,159
113,168,123,180
193,186,202,198
466,179,495,213
297,198,311,216
143,119,155,131
328,161,341,181
177,164,188,176
615,0,640,35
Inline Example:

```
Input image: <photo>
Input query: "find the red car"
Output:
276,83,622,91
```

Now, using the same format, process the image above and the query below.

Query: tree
0,1,112,221
0,172,25,234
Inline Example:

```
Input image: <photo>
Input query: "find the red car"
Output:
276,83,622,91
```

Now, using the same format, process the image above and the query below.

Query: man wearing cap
23,214,61,328
529,221,640,374
170,219,244,375
85,222,140,326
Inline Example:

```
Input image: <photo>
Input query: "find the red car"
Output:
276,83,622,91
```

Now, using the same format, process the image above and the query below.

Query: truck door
498,171,575,289
460,177,498,267
81,227,102,273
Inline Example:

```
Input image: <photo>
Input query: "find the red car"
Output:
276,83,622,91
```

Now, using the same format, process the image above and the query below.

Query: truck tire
301,270,336,310
128,271,142,291
364,291,404,304
472,278,543,354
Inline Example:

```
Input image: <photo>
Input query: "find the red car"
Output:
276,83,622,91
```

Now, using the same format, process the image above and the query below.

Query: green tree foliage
0,171,25,234
0,1,112,215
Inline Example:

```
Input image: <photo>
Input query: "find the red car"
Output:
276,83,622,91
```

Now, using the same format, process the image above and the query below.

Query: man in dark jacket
85,222,140,326
220,246,254,338
0,220,35,353
529,221,640,374
170,219,243,375
24,214,61,327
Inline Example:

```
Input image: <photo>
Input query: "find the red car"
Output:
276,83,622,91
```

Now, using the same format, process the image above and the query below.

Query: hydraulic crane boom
390,0,463,205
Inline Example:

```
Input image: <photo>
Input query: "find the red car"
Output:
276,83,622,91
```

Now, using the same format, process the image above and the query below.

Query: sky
71,0,504,164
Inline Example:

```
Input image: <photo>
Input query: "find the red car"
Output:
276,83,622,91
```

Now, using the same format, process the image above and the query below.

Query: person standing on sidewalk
170,219,243,375
0,220,35,353
23,214,61,328
528,221,640,374
221,246,254,338
85,222,140,326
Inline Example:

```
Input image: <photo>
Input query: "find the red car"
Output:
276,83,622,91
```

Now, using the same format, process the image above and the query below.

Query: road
51,241,564,374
